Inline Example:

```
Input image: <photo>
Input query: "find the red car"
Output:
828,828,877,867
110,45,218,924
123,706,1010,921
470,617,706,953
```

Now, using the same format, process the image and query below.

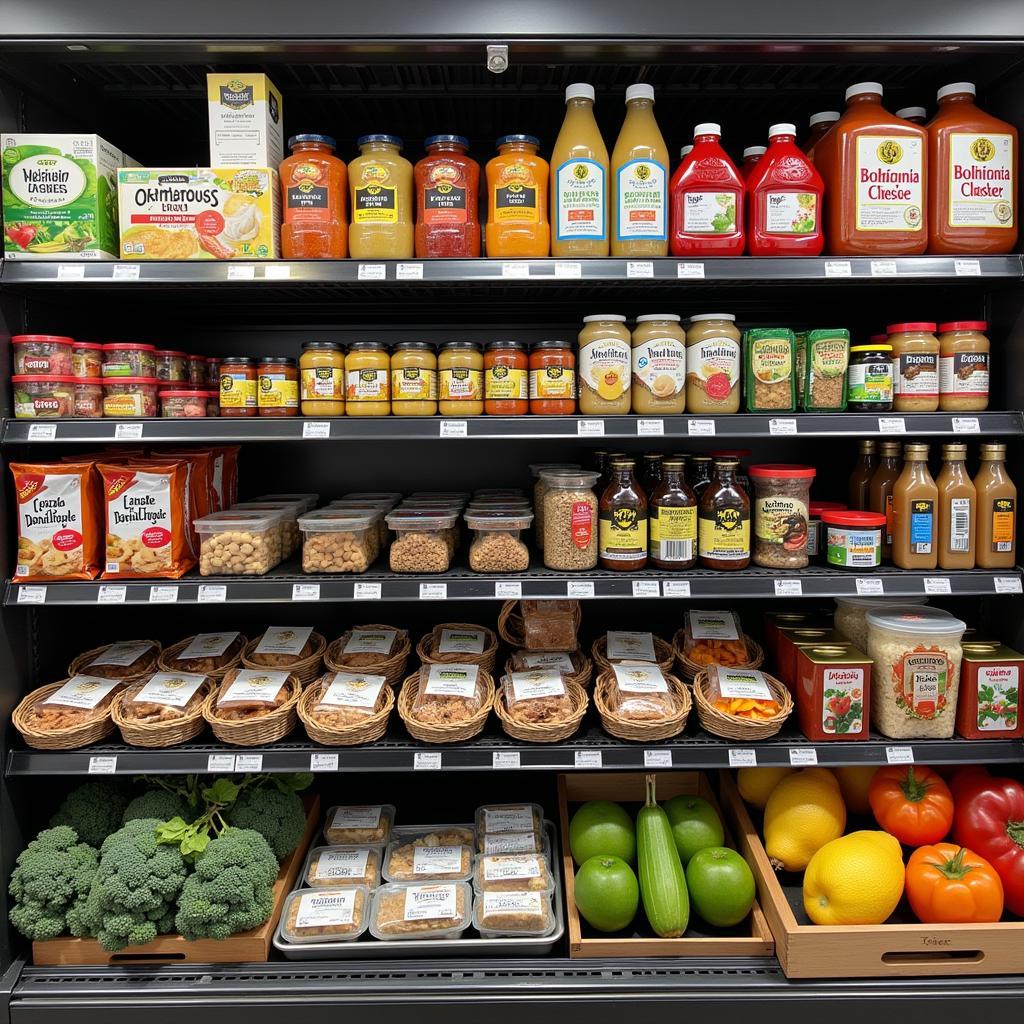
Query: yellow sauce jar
300,341,345,417
438,341,484,416
345,341,391,416
391,341,438,416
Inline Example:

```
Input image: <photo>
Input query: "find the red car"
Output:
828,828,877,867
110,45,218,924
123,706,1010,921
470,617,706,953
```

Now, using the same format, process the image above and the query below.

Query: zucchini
636,774,689,938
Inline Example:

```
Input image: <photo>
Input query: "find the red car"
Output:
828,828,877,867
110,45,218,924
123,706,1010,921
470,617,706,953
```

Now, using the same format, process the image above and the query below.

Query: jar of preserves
485,135,550,258
102,342,156,378
685,314,741,413
300,341,345,416
599,457,648,570
345,342,391,416
415,135,481,258
484,341,528,415
71,341,103,379
438,341,484,416
577,314,630,415
154,349,188,382
206,357,221,387
280,133,348,259
391,342,438,416
529,340,576,415
257,356,300,416
847,344,894,411
938,320,990,411
698,457,750,570
187,354,206,385
219,357,258,417
349,135,414,259
631,314,686,414
13,335,74,375
649,457,697,570
748,463,815,569
888,321,939,411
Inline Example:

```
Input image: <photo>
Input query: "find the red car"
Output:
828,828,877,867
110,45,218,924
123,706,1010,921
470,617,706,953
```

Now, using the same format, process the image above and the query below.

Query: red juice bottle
740,146,766,179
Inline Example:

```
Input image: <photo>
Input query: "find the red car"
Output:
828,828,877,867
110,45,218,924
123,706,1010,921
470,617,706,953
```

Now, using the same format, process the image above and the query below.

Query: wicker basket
324,625,412,688
297,673,396,746
396,669,495,744
416,623,498,674
13,682,118,750
202,670,302,746
504,650,594,690
242,631,327,687
593,669,692,742
497,600,582,649
111,684,211,748
692,668,793,740
157,634,246,682
672,629,765,683
68,640,162,681
493,679,589,743
591,634,675,674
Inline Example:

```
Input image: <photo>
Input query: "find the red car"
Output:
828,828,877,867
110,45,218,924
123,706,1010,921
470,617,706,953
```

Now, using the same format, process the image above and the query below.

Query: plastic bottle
740,146,766,179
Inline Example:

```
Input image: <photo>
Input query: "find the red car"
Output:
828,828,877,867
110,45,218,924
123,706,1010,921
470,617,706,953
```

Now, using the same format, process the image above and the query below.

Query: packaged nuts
385,509,458,573
194,510,285,576
298,510,379,573
465,510,533,573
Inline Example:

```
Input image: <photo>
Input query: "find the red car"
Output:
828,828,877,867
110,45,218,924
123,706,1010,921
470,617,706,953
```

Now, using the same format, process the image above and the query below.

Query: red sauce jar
257,356,300,417
484,340,528,415
414,135,481,258
795,642,872,741
529,340,576,415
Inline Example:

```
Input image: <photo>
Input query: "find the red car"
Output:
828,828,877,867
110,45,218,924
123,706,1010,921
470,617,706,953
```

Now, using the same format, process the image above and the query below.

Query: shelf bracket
486,44,509,74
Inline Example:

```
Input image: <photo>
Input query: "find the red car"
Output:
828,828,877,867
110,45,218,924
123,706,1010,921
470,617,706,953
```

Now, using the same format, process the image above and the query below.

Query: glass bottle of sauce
599,458,648,570
550,83,609,257
438,341,484,416
848,439,877,510
974,442,1017,568
927,82,1018,255
895,107,928,126
344,341,390,416
485,135,550,258
803,111,840,156
348,135,413,259
698,457,750,570
868,440,902,560
280,134,348,259
529,340,576,414
631,313,686,414
219,357,257,418
257,356,299,417
593,450,609,478
640,453,663,496
814,82,927,255
740,146,766,179
888,321,939,411
649,457,697,570
847,344,894,411
300,341,345,416
687,454,713,500
936,442,976,569
414,135,481,258
391,342,437,416
685,314,742,413
484,340,528,415
938,320,990,411
611,84,669,257
577,314,631,414
891,442,938,569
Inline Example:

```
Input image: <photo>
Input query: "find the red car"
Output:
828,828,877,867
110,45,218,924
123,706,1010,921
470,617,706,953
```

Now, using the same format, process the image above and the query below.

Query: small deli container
232,501,303,557
73,379,103,418
954,641,1024,740
187,354,207,385
72,341,104,378
12,375,76,417
807,501,846,562
465,510,533,574
821,510,885,570
382,830,475,884
302,844,383,889
154,349,188,382
369,881,473,941
102,342,157,378
280,885,371,944
206,356,222,387
473,891,557,938
194,509,286,576
253,492,321,514
476,803,544,837
160,389,209,417
776,626,841,693
324,804,395,846
12,334,74,375
795,642,872,741
385,509,460,573
201,389,220,416
297,509,380,574
102,377,160,417
473,853,555,895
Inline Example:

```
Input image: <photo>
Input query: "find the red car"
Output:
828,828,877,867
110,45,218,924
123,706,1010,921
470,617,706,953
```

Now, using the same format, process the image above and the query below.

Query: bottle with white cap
740,146,766,180
550,83,610,257
680,144,694,160
814,81,928,255
746,123,825,256
668,122,745,256
803,111,840,156
927,82,1018,254
610,83,669,256
895,106,928,125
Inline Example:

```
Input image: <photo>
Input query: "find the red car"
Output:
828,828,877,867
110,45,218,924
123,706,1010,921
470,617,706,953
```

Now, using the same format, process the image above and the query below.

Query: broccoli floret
224,785,305,861
49,781,130,848
69,818,189,951
8,826,98,941
175,828,278,941
121,789,190,827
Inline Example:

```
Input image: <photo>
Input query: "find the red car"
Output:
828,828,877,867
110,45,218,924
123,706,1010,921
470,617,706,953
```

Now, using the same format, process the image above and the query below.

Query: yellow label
301,366,343,401
699,512,750,559
392,367,438,401
651,507,697,560
599,508,647,562
220,373,257,408
439,367,483,401
492,182,539,223
257,374,299,408
485,366,527,401
529,366,575,400
102,394,148,417
354,183,398,223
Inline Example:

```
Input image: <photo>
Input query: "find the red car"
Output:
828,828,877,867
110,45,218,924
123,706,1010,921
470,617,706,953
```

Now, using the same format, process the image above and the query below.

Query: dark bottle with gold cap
599,457,648,570
640,452,664,497
649,457,697,570
848,438,877,511
687,454,714,501
868,440,903,560
698,457,750,570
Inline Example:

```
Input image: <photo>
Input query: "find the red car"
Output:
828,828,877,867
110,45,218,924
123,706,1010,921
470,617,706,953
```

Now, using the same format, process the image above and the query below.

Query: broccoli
8,826,98,941
224,784,306,861
69,818,189,951
121,789,191,827
49,781,130,848
175,828,279,940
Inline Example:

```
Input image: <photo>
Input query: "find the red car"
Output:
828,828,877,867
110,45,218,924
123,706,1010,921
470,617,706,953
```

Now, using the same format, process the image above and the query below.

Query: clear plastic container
231,501,302,557
302,845,382,889
280,886,371,944
252,492,320,513
476,803,544,836
383,829,475,883
833,595,929,652
102,377,160,417
102,342,157,378
529,462,580,552
160,389,209,417
72,341,104,379
298,509,379,573
193,510,285,576
73,379,103,418
748,463,816,569
344,491,403,506
473,891,556,938
154,349,188,382
385,509,459,573
324,501,391,550
473,853,554,894
465,510,533,573
369,882,472,941
12,335,74,375
12,375,77,417
476,831,551,856
324,804,396,846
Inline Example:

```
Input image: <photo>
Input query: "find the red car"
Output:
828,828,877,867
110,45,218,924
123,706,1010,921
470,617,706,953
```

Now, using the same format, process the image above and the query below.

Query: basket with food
672,609,764,682
111,670,211,747
68,640,161,681
298,670,394,746
415,623,498,674
497,599,581,650
242,626,326,686
13,676,126,749
324,626,411,688
593,664,692,741
591,631,675,673
157,631,247,680
397,664,495,744
202,667,302,746
692,665,793,740
494,669,588,743
505,648,594,689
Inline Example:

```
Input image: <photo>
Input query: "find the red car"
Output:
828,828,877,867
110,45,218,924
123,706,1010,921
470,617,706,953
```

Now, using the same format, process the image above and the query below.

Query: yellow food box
116,167,280,260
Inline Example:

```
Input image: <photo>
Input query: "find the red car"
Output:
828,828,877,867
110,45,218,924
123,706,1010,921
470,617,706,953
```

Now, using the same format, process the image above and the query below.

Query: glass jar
748,464,816,569
631,314,687,414
154,349,188,382
938,320,990,411
12,334,74,375
577,314,631,414
187,355,206,386
102,342,156,378
414,134,481,258
541,470,600,570
485,134,550,258
300,341,345,416
280,133,349,259
206,357,221,387
257,356,300,417
484,340,528,415
685,314,741,413
698,457,750,569
391,342,438,416
847,344,894,411
71,341,103,379
530,462,580,551
529,340,576,415
219,357,258,417
599,458,648,570
438,341,484,416
345,342,391,416
349,134,414,259
888,321,939,411
73,379,103,418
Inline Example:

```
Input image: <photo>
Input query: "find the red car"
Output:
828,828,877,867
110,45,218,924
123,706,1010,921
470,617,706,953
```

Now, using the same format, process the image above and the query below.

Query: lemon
833,766,878,816
737,766,794,809
803,830,904,925
763,768,845,872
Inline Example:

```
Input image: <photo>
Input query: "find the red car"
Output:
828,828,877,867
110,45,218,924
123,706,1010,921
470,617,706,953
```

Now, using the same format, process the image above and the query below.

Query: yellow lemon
833,766,878,816
803,830,905,925
737,766,794,810
763,768,845,872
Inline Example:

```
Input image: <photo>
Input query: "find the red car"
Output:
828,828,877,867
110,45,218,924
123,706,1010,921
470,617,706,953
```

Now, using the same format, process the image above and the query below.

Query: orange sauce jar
279,134,348,259
485,135,550,258
484,341,528,415
529,340,576,415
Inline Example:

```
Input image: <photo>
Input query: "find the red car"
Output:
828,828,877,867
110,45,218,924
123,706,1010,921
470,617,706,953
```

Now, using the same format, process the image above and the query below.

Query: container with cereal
383,827,475,883
369,881,472,941
298,509,379,573
385,509,458,573
280,886,371,944
194,510,285,576
302,845,382,889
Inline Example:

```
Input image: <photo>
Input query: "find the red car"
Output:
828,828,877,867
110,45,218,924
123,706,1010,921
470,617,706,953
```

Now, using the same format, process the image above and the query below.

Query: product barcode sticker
207,754,236,772
676,262,705,279
995,576,1023,594
88,756,118,774
632,580,661,598
626,261,654,278
302,421,331,438
574,750,603,768
492,751,521,769
824,260,852,278
112,264,141,280
114,423,144,440
420,583,448,600
577,419,605,436
16,586,46,605
870,259,898,277
440,420,468,437
235,754,263,772
27,423,57,440
149,585,179,604
924,577,952,594
952,417,981,434
264,264,291,280
414,752,443,770
886,746,914,764
396,262,424,280
877,417,906,434
954,259,981,277
554,261,582,278
662,580,691,597
644,749,673,768
855,578,884,595
227,264,256,280
774,579,802,596
197,585,227,603
310,753,339,772
789,748,818,766
495,581,523,599
292,583,320,602
502,262,530,278
354,582,381,600
57,264,85,280
567,581,595,598
769,418,797,435
97,585,126,604
728,748,757,767
637,419,665,436
357,263,387,281
687,419,716,436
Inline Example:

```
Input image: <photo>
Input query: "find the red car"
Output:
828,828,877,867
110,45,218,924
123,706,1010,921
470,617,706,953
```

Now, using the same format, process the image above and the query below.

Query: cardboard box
208,74,284,168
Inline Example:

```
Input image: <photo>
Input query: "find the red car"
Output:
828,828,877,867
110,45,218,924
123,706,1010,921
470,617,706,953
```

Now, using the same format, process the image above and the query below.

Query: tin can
954,641,1023,740
795,642,872,741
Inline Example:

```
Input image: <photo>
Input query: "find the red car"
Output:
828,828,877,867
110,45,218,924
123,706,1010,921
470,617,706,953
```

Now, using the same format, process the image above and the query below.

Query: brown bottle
891,442,938,569
599,457,648,570
848,439,877,510
593,449,609,479
640,452,664,497
936,443,976,569
698,457,750,570
598,451,626,495
649,458,697,570
687,454,714,501
868,440,903,560
974,442,1017,568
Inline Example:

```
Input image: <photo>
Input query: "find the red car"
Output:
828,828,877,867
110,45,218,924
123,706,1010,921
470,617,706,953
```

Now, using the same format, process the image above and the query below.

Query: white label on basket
567,581,595,598
113,423,144,440
255,625,315,657
414,752,443,770
88,641,154,668
357,263,386,281
482,891,543,917
951,417,980,434
606,630,657,661
292,584,320,602
343,629,398,655
133,672,207,708
856,577,885,595
687,419,716,436
631,580,661,598
510,669,566,701
309,753,339,772
440,420,468,438
483,833,536,854
612,664,669,693
717,668,773,700
264,264,291,280
554,261,582,279
178,631,240,660
27,423,57,440
769,418,798,435
774,579,802,596
870,259,898,277
995,576,1023,594
424,663,479,698
315,848,370,880
688,610,740,641
396,262,424,280
495,581,523,598
728,748,757,767
16,586,47,604
483,855,542,881
217,669,289,707
97,585,127,604
574,750,603,768
302,421,331,439
353,583,382,600
492,751,522,769
577,419,605,436
403,884,458,921
662,580,691,597
88,756,118,774
320,672,387,710
521,652,575,672
637,419,665,436
227,264,256,280
46,675,122,710
437,628,486,655
331,806,383,830
412,845,465,875
149,585,179,604
878,417,906,434
789,748,818,766
924,577,952,594
197,585,227,603
677,262,705,279
236,754,263,772
824,260,852,278
644,749,673,768
207,754,236,772
886,746,915,764
295,889,358,928
954,259,981,277
627,260,654,278
420,583,448,600
484,806,535,833
502,261,530,279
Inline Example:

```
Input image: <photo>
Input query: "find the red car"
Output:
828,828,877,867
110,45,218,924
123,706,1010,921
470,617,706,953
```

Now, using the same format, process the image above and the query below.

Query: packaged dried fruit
12,335,74,375
12,375,76,418
682,609,750,666
706,665,782,719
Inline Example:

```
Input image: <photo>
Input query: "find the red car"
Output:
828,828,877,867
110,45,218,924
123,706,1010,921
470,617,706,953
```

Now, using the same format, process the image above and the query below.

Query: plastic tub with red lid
102,343,157,379
822,510,886,570
12,335,73,376
807,500,847,561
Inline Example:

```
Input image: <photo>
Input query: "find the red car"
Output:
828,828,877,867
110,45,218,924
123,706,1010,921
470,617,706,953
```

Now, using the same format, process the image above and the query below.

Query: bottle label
258,372,299,409
286,161,331,223
821,667,865,735
555,159,606,241
439,367,483,401
529,365,575,400
948,133,1014,228
220,372,257,409
579,340,630,402
895,352,938,398
493,183,538,223
354,171,398,223
885,492,895,545
698,508,750,561
599,507,648,561
976,665,1019,731
680,190,737,234
615,158,667,240
755,496,807,542
764,191,818,234
854,135,924,232
571,500,594,549
939,351,989,398
345,368,388,402
909,498,935,553
301,366,343,401
948,496,972,553
991,497,1015,552
632,337,686,401
423,162,469,224
485,365,527,400
650,506,696,562
392,367,438,401
847,361,893,403
686,337,740,403
827,526,881,568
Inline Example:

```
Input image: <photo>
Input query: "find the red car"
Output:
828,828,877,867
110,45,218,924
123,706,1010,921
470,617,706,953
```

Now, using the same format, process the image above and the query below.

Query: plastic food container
369,882,473,941
324,501,391,550
476,803,543,836
253,492,321,514
102,342,157,378
324,804,396,846
73,379,103,418
302,845,383,889
748,464,815,569
344,491,403,505
201,389,220,416
807,501,846,561
72,341,104,379
473,853,554,894
193,510,285,576
476,831,551,857
154,349,188,382
232,501,303,557
833,595,928,652
473,891,556,938
280,886,371,944
822,510,886,570
298,509,380,573
12,375,76,417
102,377,159,417
385,509,459,573
465,510,533,573
160,389,209,417
12,335,74,375
382,829,475,883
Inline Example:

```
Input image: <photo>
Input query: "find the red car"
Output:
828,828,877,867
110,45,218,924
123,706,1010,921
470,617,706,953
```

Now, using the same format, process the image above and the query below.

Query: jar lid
582,314,627,323
742,146,766,158
865,605,967,636
694,122,721,136
529,462,580,477
938,321,987,332
635,313,681,323
748,463,816,480
12,334,74,346
160,389,210,398
12,374,79,383
566,83,596,102
289,133,337,148
850,344,892,352
886,322,937,334
301,340,343,351
425,134,469,148
680,145,693,157
821,510,886,528
485,340,526,350
937,81,975,101
259,356,296,366
440,340,480,350
394,340,434,351
349,341,387,351
102,342,156,352
895,106,928,120
768,123,796,137
835,595,929,610
626,84,655,103
222,357,257,365
809,501,847,515
187,353,204,360
154,349,188,358
101,376,160,385
73,341,104,350
689,313,735,322
357,134,402,148
809,110,841,126
532,339,572,349
846,82,884,100
496,134,539,147
539,469,600,487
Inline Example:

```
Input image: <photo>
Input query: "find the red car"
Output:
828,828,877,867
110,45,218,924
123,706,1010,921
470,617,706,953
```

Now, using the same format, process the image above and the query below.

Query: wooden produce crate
719,771,1024,979
33,794,320,966
558,771,774,959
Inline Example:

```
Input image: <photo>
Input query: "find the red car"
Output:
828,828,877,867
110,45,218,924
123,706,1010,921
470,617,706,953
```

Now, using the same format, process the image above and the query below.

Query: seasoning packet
743,328,795,412
802,329,850,411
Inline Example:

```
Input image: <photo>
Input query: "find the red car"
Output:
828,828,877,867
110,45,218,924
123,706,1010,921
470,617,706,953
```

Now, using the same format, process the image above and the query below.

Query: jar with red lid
807,500,847,561
220,357,258,417
102,377,160,417
748,463,816,568
154,349,188,382
795,642,872,741
72,341,103,378
257,356,299,417
483,340,528,415
529,340,576,415
102,342,156,378
160,390,209,418
822,509,886,569
938,320,990,411
954,641,1024,740
206,357,222,387
888,321,939,411
414,135,481,258
73,379,103,418
187,355,207,386
12,335,73,376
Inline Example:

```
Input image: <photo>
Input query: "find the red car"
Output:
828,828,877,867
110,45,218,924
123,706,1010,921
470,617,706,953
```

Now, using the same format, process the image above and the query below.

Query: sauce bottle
848,439,877,510
891,442,938,569
639,452,663,496
414,135,481,258
740,146,766,179
649,458,697,570
698,457,750,570
814,82,927,255
348,134,414,259
896,107,928,126
803,111,840,156
599,458,648,570
687,454,713,501
746,123,825,256
486,135,550,258
611,84,669,257
936,442,976,569
927,82,1018,255
669,123,745,256
868,440,902,560
279,134,348,259
550,83,610,257
974,442,1017,568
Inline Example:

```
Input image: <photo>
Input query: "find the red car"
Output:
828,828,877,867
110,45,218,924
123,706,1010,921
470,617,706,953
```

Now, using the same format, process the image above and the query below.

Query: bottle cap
635,314,681,323
566,83,596,102
809,111,841,127
680,144,694,157
625,83,655,103
895,106,927,121
937,81,976,101
289,134,336,148
845,82,884,100
424,134,469,149
768,123,797,138
496,134,539,148
357,134,403,148
694,122,722,137
742,146,766,158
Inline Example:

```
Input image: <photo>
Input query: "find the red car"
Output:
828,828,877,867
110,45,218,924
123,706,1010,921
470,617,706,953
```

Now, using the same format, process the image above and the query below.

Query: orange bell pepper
869,765,954,846
906,843,1004,923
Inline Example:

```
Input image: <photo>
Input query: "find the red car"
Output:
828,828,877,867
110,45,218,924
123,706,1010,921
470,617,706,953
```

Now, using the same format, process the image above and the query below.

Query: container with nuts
540,470,600,571
193,510,285,576
232,501,303,558
298,510,380,573
385,509,459,573
464,510,533,573
529,462,580,551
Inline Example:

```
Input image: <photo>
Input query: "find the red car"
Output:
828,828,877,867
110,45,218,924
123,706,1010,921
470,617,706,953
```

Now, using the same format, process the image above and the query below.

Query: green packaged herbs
743,328,795,412
802,329,850,411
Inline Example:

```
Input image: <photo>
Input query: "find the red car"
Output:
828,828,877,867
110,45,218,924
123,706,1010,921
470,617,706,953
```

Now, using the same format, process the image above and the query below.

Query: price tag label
870,259,898,277
952,417,980,434
396,262,424,280
924,577,952,595
264,264,291,280
637,419,664,436
567,581,595,598
88,756,118,774
440,420,468,438
878,417,906,434
420,583,448,600
769,418,797,435
27,423,57,440
197,585,227,603
357,263,386,281
574,750,603,768
501,262,530,278
774,579,802,596
112,264,141,280
626,260,654,278
676,262,705,279
97,585,127,604
554,261,582,278
114,423,144,440
16,586,47,605
729,748,757,767
855,578,884,595
495,581,523,599
354,582,382,600
577,419,605,436
644,749,673,768
235,754,263,772
302,421,331,439
687,419,716,436
824,260,852,278
310,753,339,772
662,580,691,597
954,258,981,277
207,754,236,772
492,751,521,769
995,576,1023,594
292,583,320,602
149,585,179,604
57,264,86,280
632,580,661,598
227,264,256,280
414,752,442,770
886,746,914,764
789,748,818,766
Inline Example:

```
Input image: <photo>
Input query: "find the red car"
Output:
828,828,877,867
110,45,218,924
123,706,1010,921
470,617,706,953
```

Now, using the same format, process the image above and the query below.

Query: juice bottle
936,442,976,569
740,146,765,179
414,135,481,258
803,111,840,156
611,84,669,257
746,123,825,256
896,106,928,126
550,83,610,257
485,135,550,258
974,443,1017,568
927,82,1018,255
891,442,938,569
669,123,745,256
814,83,928,255
679,144,693,161
279,134,348,259
348,134,414,259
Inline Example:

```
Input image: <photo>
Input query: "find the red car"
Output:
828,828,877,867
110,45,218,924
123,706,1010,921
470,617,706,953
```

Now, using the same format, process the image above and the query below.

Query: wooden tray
558,771,774,959
718,771,1024,979
32,794,320,966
